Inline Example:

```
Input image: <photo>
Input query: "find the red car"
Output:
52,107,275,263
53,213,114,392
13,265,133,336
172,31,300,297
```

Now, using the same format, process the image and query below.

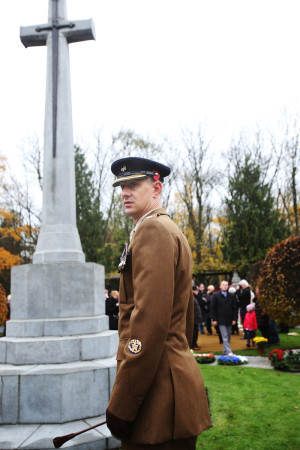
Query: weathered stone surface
0,358,117,425
0,424,39,449
0,416,120,449
10,262,104,320
0,330,118,365
0,375,19,423
6,315,109,338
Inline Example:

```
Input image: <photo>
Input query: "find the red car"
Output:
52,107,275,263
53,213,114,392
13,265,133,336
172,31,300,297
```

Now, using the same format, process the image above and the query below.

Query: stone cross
20,0,96,264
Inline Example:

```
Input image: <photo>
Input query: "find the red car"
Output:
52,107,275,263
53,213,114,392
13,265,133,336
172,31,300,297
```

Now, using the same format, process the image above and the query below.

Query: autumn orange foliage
0,284,7,327
0,154,23,294
0,247,21,272
0,209,22,272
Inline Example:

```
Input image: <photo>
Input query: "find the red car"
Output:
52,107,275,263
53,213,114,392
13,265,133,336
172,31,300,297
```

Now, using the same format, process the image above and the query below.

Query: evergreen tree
74,146,105,263
98,194,132,274
222,154,289,277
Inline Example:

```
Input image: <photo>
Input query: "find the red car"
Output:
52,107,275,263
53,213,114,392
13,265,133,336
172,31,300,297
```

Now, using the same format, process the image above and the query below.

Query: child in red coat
243,303,258,347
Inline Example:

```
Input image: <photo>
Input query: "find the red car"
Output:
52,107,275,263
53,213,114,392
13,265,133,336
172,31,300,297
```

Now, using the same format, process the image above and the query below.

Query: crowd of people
191,279,280,354
105,278,281,354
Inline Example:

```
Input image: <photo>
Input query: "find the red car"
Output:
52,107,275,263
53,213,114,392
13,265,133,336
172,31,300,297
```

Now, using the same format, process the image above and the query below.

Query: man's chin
124,206,135,217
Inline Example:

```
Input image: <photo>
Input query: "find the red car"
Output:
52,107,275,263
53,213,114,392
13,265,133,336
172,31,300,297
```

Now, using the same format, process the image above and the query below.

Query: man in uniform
106,157,211,450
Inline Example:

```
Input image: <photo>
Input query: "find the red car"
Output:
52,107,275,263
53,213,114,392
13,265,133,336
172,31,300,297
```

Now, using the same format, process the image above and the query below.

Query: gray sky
1,0,300,173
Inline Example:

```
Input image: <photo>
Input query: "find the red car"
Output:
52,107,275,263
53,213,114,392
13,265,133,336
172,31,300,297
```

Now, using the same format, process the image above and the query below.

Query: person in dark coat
105,290,119,330
205,285,214,335
236,279,251,339
192,286,202,350
195,285,206,335
253,286,279,345
229,286,240,335
3,294,11,337
211,280,238,355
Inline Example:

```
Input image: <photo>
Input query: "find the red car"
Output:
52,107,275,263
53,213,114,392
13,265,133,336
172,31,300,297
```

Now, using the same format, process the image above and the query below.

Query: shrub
258,235,300,326
248,260,264,286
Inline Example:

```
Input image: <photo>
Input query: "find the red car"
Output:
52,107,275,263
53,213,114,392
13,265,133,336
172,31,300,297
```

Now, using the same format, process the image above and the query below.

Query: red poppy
270,349,284,361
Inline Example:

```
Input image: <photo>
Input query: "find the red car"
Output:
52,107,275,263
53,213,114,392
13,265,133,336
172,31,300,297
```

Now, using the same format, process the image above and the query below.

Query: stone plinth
0,330,117,365
0,262,118,429
9,262,103,320
0,358,116,424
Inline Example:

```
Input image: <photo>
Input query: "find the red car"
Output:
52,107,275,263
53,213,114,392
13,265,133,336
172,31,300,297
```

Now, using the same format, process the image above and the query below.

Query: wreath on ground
193,353,216,364
268,349,300,372
217,355,249,366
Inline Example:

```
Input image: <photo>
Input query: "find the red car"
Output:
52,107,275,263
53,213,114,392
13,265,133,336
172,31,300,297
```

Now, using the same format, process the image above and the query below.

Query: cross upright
20,0,96,264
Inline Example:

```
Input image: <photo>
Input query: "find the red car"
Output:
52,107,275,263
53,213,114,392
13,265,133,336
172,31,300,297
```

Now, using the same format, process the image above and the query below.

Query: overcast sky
1,0,300,174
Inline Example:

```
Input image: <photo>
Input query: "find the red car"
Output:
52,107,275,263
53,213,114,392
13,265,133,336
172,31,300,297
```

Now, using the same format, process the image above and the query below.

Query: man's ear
153,181,162,196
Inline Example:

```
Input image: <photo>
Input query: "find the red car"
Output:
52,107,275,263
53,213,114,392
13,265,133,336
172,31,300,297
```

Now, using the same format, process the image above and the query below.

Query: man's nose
121,188,130,198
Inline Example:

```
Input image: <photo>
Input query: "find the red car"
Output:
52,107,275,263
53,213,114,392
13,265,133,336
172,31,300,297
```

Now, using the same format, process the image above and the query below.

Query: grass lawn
197,364,300,449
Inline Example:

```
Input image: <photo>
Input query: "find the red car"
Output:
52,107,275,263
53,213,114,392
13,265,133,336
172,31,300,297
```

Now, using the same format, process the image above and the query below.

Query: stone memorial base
0,262,118,449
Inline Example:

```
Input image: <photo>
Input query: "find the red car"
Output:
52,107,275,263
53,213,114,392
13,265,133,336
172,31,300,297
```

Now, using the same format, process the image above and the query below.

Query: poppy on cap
111,157,171,187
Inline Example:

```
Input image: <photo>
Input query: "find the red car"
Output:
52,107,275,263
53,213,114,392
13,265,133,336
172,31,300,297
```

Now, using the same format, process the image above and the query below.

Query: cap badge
128,339,142,354
121,165,127,172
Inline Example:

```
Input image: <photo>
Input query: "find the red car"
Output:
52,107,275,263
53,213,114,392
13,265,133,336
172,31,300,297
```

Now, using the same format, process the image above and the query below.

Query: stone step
0,415,120,449
0,358,117,425
0,330,118,365
6,315,109,338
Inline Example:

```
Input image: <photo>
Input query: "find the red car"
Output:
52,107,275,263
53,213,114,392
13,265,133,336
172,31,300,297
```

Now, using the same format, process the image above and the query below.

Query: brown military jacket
107,208,211,445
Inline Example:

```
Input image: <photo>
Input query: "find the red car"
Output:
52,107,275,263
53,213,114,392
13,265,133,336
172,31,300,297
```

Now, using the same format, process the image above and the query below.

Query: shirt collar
135,208,160,230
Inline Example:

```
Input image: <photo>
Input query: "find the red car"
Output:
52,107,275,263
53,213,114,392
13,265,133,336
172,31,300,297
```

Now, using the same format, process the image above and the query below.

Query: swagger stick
53,420,107,448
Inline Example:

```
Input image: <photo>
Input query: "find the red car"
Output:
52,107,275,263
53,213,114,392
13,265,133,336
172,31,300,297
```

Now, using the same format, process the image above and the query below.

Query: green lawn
197,364,300,449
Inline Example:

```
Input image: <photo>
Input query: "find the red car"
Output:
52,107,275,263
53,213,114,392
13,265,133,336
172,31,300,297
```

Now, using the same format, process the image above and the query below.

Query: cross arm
20,19,96,49
20,24,48,48
63,19,96,44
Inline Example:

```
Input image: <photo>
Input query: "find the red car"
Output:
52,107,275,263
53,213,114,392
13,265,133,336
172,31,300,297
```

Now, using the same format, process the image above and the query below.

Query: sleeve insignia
128,339,142,354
